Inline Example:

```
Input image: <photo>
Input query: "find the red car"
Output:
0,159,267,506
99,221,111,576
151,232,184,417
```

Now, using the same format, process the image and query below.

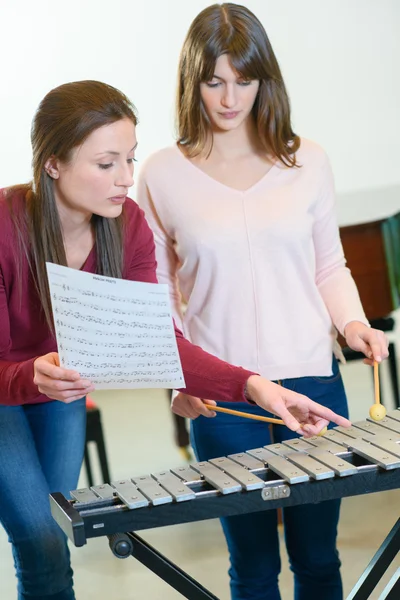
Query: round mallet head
369,403,386,421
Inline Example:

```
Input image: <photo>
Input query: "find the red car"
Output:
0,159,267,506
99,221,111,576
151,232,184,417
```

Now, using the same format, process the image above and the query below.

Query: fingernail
376,356,382,362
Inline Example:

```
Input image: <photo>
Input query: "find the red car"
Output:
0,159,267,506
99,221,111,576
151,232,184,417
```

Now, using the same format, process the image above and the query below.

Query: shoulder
122,196,147,228
0,187,27,245
0,188,30,275
295,137,330,168
290,138,334,189
138,145,182,182
121,198,156,278
0,187,15,221
0,186,27,214
122,198,153,243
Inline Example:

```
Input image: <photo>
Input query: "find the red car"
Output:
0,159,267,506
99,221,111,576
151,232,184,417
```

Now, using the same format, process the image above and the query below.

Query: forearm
318,267,369,335
0,357,39,405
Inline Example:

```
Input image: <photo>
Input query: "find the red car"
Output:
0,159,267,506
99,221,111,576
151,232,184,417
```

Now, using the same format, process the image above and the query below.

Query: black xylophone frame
50,413,400,600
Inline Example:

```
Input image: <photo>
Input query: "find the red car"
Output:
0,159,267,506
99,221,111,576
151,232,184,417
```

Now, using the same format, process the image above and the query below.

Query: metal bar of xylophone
50,409,400,599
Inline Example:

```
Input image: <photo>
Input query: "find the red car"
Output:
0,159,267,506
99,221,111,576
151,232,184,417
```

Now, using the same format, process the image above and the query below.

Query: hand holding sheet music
46,263,185,390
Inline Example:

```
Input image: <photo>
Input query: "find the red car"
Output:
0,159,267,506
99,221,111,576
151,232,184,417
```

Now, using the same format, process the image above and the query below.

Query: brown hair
176,2,300,165
7,80,138,330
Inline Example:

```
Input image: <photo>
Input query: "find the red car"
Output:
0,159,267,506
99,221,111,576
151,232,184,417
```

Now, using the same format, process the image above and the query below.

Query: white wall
0,0,399,211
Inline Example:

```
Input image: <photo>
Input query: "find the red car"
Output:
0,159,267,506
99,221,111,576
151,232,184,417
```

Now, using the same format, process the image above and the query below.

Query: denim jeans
0,398,86,599
191,358,348,600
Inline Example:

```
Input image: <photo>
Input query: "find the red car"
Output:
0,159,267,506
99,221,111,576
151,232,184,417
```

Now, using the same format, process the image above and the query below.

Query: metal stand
347,518,400,600
108,520,399,600
108,532,219,600
378,568,400,599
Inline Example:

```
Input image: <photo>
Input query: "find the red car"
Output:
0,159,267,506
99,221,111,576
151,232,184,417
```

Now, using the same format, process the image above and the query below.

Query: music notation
46,263,185,390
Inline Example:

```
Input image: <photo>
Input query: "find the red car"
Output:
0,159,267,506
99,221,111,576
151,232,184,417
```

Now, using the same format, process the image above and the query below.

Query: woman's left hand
344,321,389,366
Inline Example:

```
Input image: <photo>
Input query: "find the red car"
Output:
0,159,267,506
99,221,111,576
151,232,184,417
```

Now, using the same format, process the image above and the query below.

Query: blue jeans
191,358,348,600
0,398,86,599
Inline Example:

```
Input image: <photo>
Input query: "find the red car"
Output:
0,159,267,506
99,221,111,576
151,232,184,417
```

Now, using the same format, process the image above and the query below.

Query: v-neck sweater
136,138,369,380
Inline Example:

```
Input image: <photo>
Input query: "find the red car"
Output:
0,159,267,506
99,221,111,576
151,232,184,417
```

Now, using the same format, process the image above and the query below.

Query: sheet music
46,263,185,390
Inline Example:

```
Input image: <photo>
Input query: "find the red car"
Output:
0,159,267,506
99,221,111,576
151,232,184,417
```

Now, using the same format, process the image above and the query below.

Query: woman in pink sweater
137,4,389,600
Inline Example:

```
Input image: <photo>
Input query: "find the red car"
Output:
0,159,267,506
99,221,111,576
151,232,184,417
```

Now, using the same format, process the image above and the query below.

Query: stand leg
108,532,219,599
378,568,400,600
346,519,400,600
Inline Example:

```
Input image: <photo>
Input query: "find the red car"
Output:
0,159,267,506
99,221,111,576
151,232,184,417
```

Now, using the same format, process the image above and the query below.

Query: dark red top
0,191,254,406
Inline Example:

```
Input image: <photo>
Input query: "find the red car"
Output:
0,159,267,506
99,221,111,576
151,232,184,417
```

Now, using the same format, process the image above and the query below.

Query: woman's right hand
246,375,351,436
33,352,95,403
171,392,217,419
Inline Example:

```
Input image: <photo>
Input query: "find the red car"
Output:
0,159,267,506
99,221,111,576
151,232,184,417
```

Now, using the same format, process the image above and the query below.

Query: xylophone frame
50,412,400,599
106,518,400,600
50,484,400,600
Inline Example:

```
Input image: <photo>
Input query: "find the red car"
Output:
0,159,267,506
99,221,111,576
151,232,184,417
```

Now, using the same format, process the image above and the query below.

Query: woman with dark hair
137,4,388,599
0,79,349,600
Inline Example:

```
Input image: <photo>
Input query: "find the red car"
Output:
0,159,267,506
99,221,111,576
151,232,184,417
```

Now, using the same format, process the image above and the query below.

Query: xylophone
50,409,400,600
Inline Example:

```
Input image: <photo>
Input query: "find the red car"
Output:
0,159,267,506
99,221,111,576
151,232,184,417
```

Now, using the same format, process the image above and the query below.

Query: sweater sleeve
126,204,255,402
0,263,40,405
135,174,185,332
313,156,369,335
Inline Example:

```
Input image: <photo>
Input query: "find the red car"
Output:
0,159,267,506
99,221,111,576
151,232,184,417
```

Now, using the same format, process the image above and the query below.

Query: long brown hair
6,80,137,330
176,2,300,165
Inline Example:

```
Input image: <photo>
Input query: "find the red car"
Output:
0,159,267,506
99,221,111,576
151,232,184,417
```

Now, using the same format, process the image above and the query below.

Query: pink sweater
137,138,369,381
